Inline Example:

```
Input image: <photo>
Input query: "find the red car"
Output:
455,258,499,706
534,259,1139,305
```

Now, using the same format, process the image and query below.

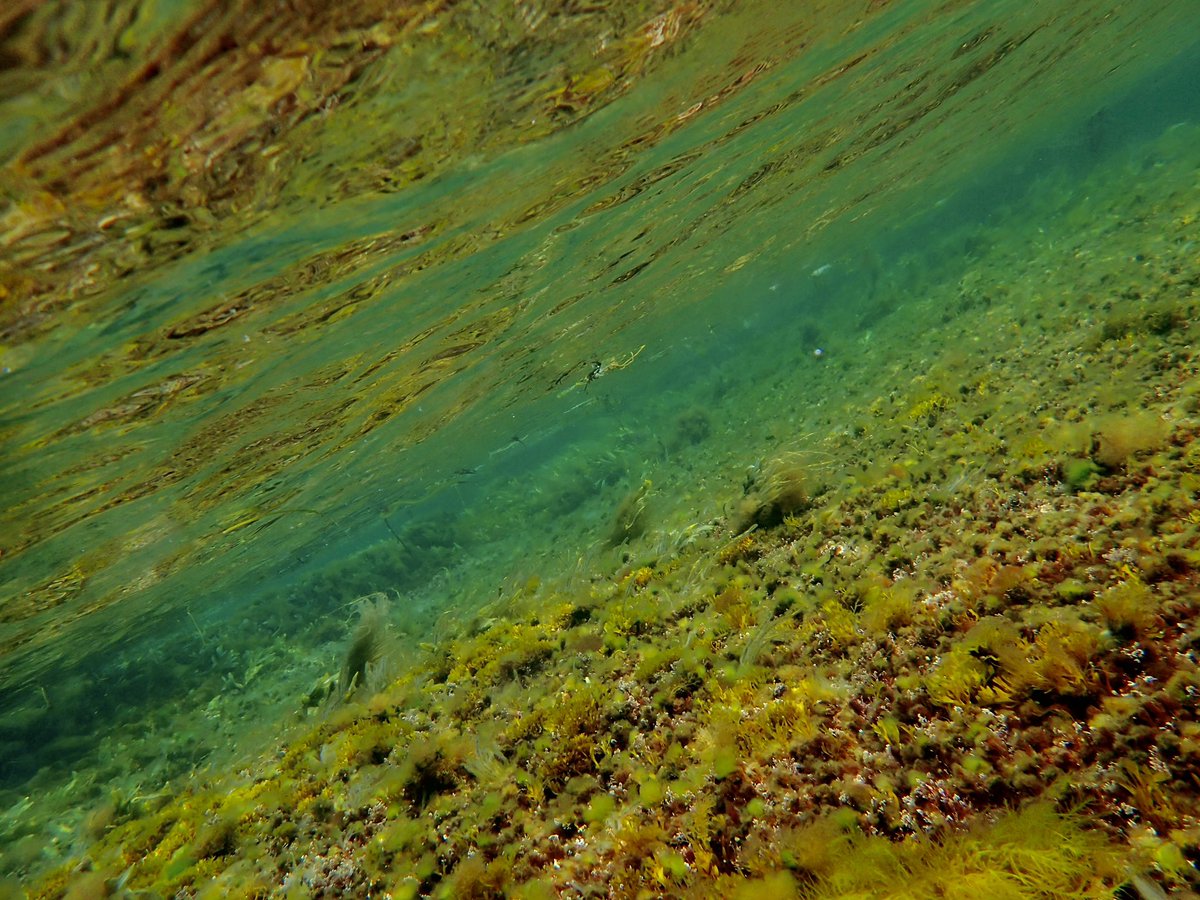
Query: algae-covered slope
17,119,1200,899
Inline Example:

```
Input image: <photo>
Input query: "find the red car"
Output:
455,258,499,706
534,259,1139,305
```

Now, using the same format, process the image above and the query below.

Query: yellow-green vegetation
607,479,654,547
924,612,1103,706
775,803,1123,899
733,453,824,531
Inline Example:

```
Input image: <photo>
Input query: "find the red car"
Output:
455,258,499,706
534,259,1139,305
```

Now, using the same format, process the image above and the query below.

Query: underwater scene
1,0,1199,897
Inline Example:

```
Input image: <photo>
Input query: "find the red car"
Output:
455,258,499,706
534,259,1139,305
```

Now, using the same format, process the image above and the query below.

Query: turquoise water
1,1,1199,889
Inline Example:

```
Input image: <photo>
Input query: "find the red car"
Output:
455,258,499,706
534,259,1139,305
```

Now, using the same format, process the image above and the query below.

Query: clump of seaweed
1094,578,1159,639
925,610,1104,707
1061,457,1102,492
394,735,467,811
778,802,1124,899
1091,412,1170,469
733,452,821,531
340,593,392,698
667,406,713,452
1095,299,1187,343
1055,412,1170,490
606,479,652,547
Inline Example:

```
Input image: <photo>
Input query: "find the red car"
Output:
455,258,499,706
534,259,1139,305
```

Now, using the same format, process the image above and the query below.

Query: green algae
1063,458,1103,493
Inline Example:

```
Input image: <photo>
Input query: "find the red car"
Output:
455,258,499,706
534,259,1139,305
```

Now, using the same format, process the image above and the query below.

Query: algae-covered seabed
1,1,1199,897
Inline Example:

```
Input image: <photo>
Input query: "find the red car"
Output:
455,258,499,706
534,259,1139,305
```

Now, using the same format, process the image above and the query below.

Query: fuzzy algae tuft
340,593,393,699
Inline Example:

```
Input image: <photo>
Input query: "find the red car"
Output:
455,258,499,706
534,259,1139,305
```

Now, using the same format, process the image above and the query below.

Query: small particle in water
812,263,832,276
813,348,825,359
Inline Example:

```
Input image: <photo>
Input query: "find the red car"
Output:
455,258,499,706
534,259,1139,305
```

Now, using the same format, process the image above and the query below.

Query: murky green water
1,0,1198,888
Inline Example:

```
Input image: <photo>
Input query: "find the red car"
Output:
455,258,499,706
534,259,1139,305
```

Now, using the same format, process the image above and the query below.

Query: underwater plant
778,802,1125,899
340,593,392,697
1091,412,1169,469
1056,412,1169,492
606,479,652,547
733,452,820,531
1061,457,1102,492
1094,578,1159,639
667,406,714,451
